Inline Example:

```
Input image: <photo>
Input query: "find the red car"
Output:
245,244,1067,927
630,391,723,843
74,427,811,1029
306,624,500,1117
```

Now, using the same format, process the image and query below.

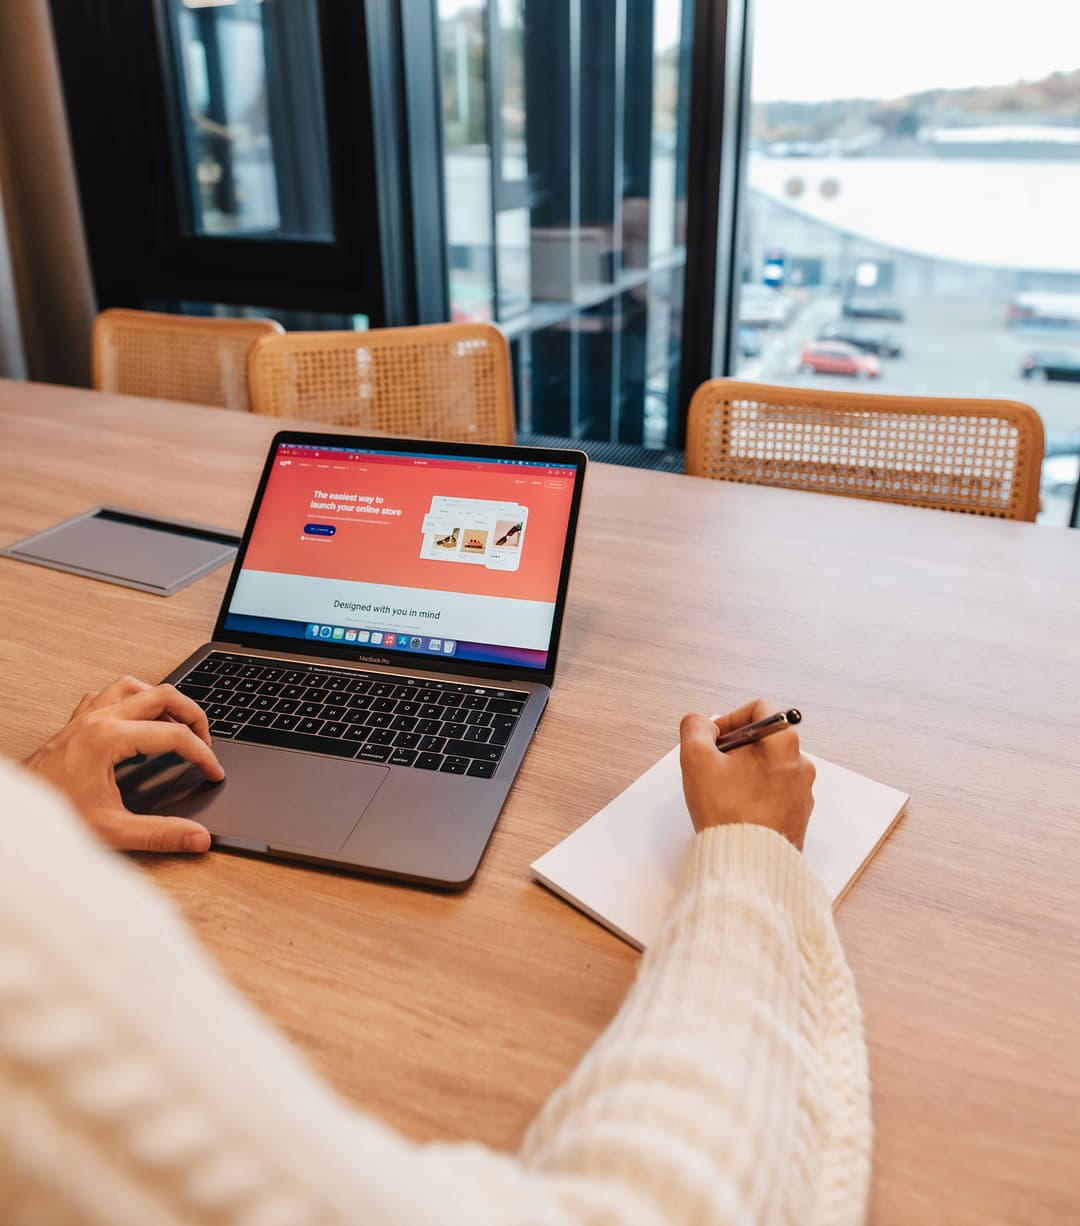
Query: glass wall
735,0,1080,524
164,0,333,241
437,0,692,445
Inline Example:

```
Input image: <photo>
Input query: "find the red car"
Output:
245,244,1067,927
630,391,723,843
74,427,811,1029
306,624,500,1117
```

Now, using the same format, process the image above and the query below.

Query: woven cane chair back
247,323,515,445
93,308,282,411
686,379,1044,521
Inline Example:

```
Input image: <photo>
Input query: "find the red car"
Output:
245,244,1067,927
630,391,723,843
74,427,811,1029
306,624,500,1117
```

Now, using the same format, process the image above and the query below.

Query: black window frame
674,0,752,445
48,0,447,325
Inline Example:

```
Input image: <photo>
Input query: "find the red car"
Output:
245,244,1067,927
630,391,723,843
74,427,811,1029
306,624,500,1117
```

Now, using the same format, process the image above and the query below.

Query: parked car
737,325,762,358
819,321,903,357
1041,451,1080,496
1021,351,1080,381
738,283,794,328
1007,292,1080,329
798,341,881,379
841,297,906,322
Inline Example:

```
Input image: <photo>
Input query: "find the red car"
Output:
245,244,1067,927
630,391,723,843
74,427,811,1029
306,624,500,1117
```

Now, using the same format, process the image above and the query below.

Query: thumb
679,712,724,758
107,811,212,854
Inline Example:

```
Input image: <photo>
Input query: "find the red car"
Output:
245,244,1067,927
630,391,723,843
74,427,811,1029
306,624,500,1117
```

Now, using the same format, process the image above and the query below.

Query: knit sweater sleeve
0,760,869,1226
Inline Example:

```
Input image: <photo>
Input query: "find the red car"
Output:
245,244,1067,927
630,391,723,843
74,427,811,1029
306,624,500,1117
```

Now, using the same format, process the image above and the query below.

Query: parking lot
738,293,1080,525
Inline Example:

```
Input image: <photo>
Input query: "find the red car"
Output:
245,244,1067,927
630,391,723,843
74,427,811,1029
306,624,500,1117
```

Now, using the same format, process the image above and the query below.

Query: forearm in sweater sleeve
419,825,871,1226
0,763,868,1226
513,825,871,1225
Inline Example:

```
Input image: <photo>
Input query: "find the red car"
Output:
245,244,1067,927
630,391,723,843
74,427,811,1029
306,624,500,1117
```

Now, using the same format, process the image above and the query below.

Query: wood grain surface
2,378,1079,1224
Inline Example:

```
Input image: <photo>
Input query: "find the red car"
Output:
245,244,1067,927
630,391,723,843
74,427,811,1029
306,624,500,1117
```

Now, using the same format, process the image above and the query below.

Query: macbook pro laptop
117,430,586,888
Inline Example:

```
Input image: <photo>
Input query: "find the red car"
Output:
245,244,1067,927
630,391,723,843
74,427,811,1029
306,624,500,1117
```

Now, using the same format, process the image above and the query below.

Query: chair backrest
686,379,1045,522
246,322,515,445
92,308,284,411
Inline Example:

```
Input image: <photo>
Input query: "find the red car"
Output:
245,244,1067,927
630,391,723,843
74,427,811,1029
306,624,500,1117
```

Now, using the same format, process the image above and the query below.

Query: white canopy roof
749,154,1080,274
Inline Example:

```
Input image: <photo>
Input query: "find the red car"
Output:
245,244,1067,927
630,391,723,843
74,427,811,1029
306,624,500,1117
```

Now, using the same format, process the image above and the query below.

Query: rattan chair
92,308,284,411
686,379,1045,521
246,322,515,444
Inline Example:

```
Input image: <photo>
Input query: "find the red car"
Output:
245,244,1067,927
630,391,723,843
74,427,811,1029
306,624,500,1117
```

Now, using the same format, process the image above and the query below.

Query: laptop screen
220,439,582,672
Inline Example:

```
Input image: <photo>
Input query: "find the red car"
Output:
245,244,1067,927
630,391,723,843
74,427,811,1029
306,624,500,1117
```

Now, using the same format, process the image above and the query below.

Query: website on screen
223,443,578,668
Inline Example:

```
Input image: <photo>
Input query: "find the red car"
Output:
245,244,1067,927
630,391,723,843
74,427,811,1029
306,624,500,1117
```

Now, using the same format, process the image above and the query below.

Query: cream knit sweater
0,760,870,1225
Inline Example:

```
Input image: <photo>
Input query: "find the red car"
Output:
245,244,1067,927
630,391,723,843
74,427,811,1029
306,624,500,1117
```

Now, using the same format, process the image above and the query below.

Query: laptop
117,430,587,888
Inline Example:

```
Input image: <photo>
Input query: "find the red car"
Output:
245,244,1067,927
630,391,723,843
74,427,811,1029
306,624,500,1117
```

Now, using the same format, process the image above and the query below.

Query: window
734,0,1080,524
437,0,693,445
51,0,402,321
162,0,333,241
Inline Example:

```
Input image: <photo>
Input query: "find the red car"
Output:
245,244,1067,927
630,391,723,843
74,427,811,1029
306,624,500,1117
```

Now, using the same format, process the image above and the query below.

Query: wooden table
2,378,1079,1224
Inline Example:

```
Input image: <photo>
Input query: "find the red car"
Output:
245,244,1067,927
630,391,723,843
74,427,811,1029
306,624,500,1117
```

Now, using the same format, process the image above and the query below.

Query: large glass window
736,0,1080,523
165,0,333,241
437,0,692,445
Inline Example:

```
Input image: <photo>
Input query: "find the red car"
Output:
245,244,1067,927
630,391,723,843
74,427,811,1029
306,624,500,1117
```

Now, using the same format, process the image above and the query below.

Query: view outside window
438,0,692,445
166,0,333,241
439,0,494,319
737,0,1080,523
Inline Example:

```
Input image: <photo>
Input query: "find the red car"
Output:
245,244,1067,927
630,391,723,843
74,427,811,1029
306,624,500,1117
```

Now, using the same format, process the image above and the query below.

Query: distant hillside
753,68,1080,144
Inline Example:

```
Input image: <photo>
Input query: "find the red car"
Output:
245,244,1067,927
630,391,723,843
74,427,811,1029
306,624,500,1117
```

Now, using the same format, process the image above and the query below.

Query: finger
107,719,225,781
108,684,213,747
709,698,772,739
101,810,212,854
802,756,817,803
70,691,99,720
83,675,153,713
679,712,728,763
756,724,802,761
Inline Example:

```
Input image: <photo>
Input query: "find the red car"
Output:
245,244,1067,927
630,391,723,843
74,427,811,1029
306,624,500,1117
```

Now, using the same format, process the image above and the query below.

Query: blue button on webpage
304,523,336,536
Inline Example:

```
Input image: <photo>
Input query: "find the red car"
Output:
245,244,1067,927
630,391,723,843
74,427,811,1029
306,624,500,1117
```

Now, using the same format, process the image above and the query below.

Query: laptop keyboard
174,652,527,779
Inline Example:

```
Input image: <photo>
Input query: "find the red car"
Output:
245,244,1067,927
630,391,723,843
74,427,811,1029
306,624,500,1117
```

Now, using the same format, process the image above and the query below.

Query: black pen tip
786,708,802,725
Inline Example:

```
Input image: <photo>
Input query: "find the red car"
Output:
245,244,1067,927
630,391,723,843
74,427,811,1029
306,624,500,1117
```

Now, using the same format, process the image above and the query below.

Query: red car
798,341,881,379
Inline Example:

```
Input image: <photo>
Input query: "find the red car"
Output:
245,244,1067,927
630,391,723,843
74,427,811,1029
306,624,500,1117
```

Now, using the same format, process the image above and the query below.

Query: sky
751,0,1080,102
436,0,1080,106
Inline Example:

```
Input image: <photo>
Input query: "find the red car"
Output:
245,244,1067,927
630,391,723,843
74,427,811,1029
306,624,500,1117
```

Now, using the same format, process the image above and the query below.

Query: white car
1041,452,1080,496
738,284,794,329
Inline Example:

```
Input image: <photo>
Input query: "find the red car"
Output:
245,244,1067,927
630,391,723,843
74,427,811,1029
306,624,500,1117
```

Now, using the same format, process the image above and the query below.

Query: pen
714,708,801,753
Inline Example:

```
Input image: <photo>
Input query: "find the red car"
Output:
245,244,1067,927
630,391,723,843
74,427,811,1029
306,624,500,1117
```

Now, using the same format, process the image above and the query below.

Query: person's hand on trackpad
25,675,225,853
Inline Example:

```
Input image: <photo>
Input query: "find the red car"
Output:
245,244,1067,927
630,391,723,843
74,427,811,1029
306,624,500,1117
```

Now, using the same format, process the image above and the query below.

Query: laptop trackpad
118,741,388,854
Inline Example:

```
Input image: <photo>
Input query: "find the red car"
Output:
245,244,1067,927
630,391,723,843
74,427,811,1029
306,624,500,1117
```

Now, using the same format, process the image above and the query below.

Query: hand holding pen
679,699,815,849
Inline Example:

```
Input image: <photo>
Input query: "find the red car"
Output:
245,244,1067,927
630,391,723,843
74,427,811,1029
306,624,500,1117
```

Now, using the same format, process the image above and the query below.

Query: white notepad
531,749,908,950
